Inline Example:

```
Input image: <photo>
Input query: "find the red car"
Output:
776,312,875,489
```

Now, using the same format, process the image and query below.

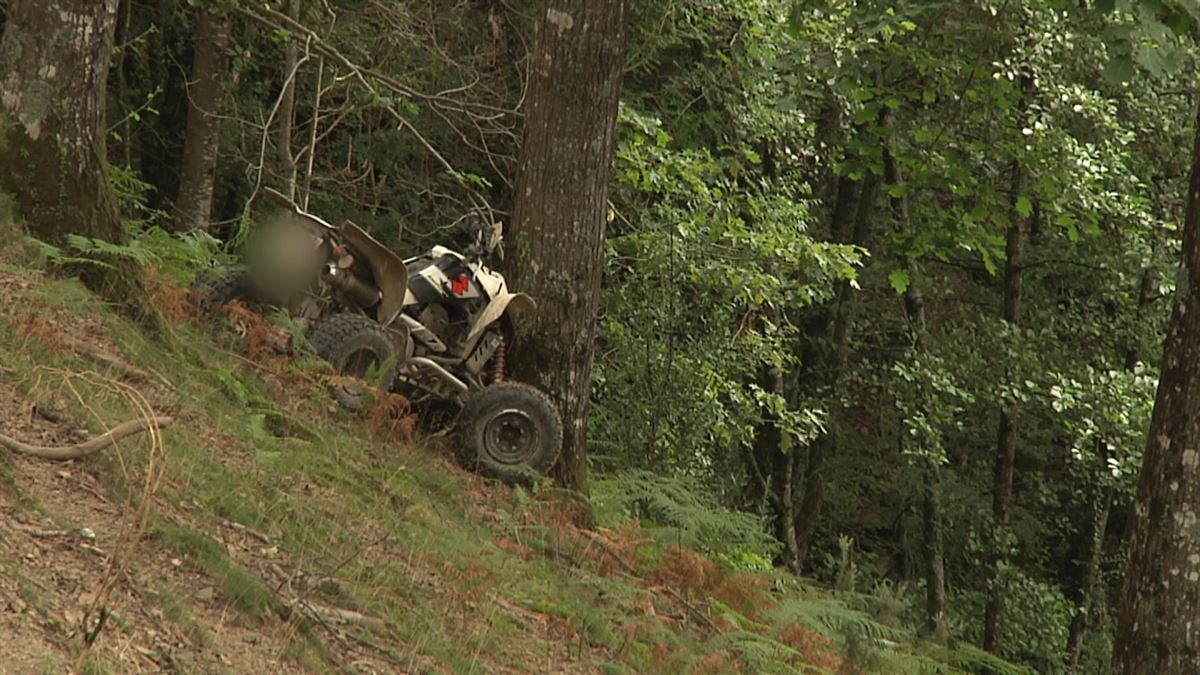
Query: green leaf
1015,196,1033,218
888,269,911,295
1104,54,1136,84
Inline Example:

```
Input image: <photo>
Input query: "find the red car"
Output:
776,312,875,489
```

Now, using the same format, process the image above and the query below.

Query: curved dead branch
0,417,172,461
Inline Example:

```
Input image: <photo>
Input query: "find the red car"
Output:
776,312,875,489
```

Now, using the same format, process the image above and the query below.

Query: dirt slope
0,265,709,674
0,259,1010,675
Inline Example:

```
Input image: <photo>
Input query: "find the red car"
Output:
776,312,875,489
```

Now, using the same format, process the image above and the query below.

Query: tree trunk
173,9,231,232
113,0,134,171
791,170,879,568
902,281,948,641
983,165,1028,656
276,0,299,199
756,166,869,576
508,0,628,494
1067,261,1152,668
1115,94,1200,675
0,0,158,325
1066,453,1112,670
923,462,948,639
0,0,120,244
747,364,804,573
885,140,947,640
0,1,139,294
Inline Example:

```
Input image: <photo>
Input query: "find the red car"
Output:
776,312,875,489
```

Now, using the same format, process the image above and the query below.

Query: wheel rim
482,408,538,464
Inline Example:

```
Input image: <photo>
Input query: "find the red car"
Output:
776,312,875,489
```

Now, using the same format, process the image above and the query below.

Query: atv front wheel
308,313,403,412
457,382,562,475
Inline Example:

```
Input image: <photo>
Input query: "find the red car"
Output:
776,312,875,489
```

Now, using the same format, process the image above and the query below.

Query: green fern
871,651,962,674
130,226,226,278
944,643,1037,675
769,595,911,643
591,469,779,561
695,630,813,674
65,233,161,265
107,161,167,229
26,226,224,278
24,238,102,268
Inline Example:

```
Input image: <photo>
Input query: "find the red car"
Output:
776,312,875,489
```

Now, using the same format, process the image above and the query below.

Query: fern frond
701,630,812,674
945,644,1037,675
769,595,910,643
65,233,161,265
872,651,961,674
592,469,779,561
24,236,115,269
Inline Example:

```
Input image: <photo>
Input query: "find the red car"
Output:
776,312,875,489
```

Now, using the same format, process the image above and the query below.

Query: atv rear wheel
308,313,403,412
190,266,257,315
457,382,562,476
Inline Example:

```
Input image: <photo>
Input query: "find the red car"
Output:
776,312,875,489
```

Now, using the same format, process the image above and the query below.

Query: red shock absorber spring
491,340,507,383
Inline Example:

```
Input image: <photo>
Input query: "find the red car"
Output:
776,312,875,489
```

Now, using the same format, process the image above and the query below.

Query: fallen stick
75,345,151,384
0,417,172,460
13,525,68,538
286,598,386,632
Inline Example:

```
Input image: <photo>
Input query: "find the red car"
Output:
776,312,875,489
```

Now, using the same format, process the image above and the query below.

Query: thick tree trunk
508,0,628,494
173,9,231,232
0,0,157,324
0,0,120,246
1115,95,1200,674
983,167,1027,656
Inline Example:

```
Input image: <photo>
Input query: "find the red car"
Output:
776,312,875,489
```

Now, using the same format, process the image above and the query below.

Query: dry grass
366,391,416,443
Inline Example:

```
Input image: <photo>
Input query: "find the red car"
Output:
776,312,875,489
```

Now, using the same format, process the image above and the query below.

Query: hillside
0,241,1022,674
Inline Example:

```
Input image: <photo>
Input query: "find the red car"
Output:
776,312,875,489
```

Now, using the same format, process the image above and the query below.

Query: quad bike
192,189,562,476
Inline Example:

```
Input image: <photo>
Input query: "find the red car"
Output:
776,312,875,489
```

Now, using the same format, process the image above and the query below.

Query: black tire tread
307,313,400,412
191,266,253,315
456,382,562,476
307,313,388,362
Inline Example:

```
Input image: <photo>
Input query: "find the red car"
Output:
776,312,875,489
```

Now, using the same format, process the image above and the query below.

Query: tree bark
1067,262,1152,668
983,164,1028,657
1115,93,1200,675
276,0,299,199
1066,451,1112,670
173,9,231,232
508,0,628,494
0,0,120,244
0,0,159,325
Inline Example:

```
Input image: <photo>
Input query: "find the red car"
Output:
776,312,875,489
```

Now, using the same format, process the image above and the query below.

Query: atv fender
461,292,537,357
337,220,409,323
